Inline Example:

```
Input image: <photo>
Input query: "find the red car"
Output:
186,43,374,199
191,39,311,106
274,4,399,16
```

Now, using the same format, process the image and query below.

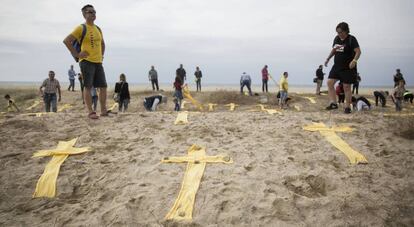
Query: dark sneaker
326,103,338,110
344,107,352,114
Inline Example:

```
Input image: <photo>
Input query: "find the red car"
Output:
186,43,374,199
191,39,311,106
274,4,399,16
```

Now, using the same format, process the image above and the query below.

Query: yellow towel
304,97,316,104
57,104,72,112
208,103,217,112
33,138,90,198
108,102,118,111
303,123,367,164
174,111,189,125
225,103,238,111
183,86,204,111
162,145,232,221
26,100,40,110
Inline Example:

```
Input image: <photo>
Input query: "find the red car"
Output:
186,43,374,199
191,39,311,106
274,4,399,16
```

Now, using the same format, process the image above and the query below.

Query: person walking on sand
173,76,184,111
114,73,131,112
279,72,289,108
392,80,405,111
63,4,108,119
68,65,76,91
393,69,405,87
194,66,202,92
315,65,324,95
176,64,186,83
148,65,159,91
325,22,361,114
240,72,252,96
262,65,269,93
39,71,61,112
352,73,361,94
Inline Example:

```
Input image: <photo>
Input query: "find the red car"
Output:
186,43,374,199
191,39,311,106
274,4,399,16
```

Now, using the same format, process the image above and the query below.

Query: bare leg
84,87,93,113
343,83,352,109
327,79,338,104
99,87,107,114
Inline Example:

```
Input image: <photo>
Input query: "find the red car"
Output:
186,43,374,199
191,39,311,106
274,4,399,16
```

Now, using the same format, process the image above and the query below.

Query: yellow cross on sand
175,111,189,125
108,102,118,111
32,138,91,198
183,86,204,111
26,100,40,110
57,103,72,112
225,103,238,111
303,97,316,104
162,145,233,221
207,103,217,111
256,104,282,115
303,122,368,164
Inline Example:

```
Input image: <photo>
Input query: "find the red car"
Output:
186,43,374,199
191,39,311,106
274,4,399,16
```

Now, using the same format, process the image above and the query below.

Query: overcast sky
0,0,413,86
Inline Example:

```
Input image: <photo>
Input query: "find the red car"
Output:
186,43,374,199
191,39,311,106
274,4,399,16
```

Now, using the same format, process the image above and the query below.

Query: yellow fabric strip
181,100,188,109
294,105,301,111
163,145,232,221
183,86,204,111
303,123,367,164
108,102,118,111
33,138,90,198
208,103,217,111
304,97,316,104
384,113,414,117
57,104,72,112
225,103,238,111
21,112,53,117
26,100,40,110
174,111,189,125
256,104,282,115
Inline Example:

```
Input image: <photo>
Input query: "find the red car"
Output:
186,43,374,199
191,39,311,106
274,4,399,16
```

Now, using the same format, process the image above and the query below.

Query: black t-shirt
144,95,162,110
333,35,359,70
114,82,130,100
316,68,324,80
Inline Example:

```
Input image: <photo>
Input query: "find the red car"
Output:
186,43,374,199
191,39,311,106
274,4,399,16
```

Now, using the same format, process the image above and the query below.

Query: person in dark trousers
352,73,361,94
39,71,61,112
324,22,361,114
240,72,252,96
78,73,85,104
373,90,389,107
176,64,186,83
336,82,345,104
393,69,405,87
173,76,183,111
194,66,202,92
315,65,324,95
404,90,413,103
262,65,269,93
68,65,76,91
143,95,167,111
148,65,159,91
392,80,405,111
114,73,130,112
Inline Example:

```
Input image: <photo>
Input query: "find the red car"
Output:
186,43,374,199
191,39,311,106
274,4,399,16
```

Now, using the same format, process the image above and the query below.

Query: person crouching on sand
143,95,167,111
4,94,20,112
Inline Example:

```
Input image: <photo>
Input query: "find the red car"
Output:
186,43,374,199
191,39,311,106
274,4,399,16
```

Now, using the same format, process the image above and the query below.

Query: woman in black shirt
324,22,361,114
114,73,130,112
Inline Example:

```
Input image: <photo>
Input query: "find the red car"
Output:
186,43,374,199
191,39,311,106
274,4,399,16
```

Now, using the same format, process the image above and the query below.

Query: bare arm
349,47,361,69
57,86,61,102
101,38,105,57
324,48,337,67
63,34,79,58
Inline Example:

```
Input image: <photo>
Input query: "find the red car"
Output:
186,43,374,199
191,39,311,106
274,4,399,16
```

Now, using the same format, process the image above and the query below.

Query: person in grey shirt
240,72,252,96
68,65,76,91
148,65,159,91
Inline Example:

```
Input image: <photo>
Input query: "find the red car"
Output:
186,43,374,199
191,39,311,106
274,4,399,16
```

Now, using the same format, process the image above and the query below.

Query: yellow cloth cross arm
57,103,72,112
207,103,218,111
303,97,316,104
26,100,40,110
303,123,367,164
174,111,189,125
32,138,91,198
183,86,204,111
225,103,238,111
162,145,233,221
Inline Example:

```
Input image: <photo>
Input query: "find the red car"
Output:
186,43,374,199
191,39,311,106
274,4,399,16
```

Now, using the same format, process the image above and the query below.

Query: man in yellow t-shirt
63,4,107,120
279,72,289,108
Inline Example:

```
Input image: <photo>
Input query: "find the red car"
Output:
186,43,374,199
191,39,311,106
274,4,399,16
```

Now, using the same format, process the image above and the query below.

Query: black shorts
80,60,107,88
328,65,357,84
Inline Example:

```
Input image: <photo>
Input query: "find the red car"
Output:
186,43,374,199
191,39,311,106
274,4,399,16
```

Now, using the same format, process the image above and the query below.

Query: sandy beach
0,85,413,226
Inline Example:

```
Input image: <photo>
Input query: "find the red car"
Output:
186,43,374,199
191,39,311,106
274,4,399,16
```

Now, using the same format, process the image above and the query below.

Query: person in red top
262,65,269,93
336,82,345,104
173,76,183,111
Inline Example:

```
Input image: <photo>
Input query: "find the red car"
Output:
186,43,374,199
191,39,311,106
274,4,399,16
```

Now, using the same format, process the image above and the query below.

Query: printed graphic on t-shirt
334,44,345,52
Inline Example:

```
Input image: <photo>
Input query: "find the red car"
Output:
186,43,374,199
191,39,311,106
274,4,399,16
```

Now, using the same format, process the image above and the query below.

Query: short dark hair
82,4,94,12
283,72,288,76
4,94,10,99
336,22,350,33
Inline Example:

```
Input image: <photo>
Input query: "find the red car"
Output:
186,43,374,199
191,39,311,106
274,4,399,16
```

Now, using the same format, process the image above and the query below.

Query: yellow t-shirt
279,76,288,92
71,24,103,63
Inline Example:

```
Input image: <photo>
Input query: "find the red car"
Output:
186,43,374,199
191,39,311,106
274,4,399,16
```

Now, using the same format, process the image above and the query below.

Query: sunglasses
85,10,96,14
